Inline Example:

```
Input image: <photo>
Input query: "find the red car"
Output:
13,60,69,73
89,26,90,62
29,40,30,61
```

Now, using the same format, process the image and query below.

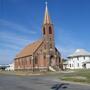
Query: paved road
0,75,90,90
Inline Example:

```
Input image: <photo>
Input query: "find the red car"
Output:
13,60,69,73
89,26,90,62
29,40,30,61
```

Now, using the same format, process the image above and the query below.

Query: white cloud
0,19,38,64
0,19,37,35
56,45,75,58
0,48,16,64
0,19,38,49
0,32,36,52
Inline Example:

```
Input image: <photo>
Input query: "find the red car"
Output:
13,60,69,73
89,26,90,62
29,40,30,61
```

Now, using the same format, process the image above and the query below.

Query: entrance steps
49,66,56,72
49,66,61,72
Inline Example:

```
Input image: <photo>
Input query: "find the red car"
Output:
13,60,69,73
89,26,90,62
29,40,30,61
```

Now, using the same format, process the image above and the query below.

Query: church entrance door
50,55,55,66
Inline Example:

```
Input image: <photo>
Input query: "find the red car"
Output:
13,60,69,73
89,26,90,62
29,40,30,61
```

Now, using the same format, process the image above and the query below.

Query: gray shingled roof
68,49,90,58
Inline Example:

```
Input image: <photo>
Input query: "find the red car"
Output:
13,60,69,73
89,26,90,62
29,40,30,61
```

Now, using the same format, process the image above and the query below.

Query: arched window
59,57,61,63
35,56,38,64
43,53,46,59
49,26,52,34
44,45,46,49
43,27,45,35
50,44,52,48
29,57,31,64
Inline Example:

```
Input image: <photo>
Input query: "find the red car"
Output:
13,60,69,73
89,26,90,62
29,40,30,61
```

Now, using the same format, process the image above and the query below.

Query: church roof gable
16,39,43,58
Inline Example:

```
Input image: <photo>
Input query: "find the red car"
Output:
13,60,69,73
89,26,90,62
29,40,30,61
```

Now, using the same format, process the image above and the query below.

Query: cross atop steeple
43,1,52,24
45,1,48,6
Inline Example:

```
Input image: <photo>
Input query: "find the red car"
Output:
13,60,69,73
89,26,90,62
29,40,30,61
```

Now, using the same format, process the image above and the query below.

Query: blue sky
0,0,90,64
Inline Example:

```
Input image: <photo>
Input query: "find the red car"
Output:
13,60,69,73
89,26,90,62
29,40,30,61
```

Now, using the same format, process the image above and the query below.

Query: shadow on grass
51,83,69,90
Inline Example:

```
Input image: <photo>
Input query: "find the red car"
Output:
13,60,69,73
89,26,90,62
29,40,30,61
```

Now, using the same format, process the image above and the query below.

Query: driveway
0,75,90,90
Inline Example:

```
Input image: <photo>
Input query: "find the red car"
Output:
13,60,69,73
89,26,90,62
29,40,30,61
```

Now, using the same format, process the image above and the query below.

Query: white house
67,49,90,69
5,63,14,71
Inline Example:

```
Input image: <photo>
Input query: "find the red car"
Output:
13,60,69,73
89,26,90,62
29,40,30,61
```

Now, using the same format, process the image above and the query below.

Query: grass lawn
60,69,90,84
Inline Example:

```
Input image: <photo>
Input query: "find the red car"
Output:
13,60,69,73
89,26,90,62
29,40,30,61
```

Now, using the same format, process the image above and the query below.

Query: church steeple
42,2,55,52
43,2,52,24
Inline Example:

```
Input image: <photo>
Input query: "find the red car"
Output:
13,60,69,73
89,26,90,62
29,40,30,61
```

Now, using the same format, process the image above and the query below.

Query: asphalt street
0,75,90,90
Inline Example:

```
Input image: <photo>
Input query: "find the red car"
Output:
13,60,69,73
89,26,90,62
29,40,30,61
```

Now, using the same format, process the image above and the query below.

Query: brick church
14,3,63,71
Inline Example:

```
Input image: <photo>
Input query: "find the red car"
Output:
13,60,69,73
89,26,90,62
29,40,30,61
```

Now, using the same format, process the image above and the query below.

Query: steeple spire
43,2,52,24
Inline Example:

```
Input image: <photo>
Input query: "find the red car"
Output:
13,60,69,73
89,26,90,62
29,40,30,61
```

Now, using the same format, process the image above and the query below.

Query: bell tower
42,2,55,53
